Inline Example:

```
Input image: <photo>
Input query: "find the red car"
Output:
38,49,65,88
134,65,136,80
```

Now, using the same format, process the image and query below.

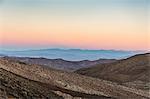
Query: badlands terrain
0,53,150,99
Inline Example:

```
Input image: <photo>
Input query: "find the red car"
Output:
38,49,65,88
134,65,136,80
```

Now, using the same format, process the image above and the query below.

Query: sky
0,0,149,51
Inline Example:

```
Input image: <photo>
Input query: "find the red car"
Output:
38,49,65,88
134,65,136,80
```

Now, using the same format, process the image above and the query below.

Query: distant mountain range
0,48,145,61
1,56,116,71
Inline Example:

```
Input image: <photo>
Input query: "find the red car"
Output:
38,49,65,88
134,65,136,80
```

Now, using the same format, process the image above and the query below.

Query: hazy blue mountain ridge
0,48,144,61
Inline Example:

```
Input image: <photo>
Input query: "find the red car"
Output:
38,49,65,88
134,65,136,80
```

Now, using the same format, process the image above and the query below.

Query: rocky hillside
0,68,110,99
1,56,116,71
76,53,150,91
0,57,149,99
0,68,63,99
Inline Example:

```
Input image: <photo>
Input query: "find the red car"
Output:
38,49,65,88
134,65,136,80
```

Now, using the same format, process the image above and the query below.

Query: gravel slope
0,58,149,99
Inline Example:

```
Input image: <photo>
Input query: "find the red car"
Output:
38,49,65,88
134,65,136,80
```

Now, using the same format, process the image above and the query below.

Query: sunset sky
0,0,149,50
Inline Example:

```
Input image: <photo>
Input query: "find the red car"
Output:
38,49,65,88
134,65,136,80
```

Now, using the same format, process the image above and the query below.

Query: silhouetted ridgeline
1,56,116,71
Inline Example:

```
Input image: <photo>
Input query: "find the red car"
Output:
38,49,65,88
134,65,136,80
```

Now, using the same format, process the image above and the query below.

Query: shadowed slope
76,53,150,91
